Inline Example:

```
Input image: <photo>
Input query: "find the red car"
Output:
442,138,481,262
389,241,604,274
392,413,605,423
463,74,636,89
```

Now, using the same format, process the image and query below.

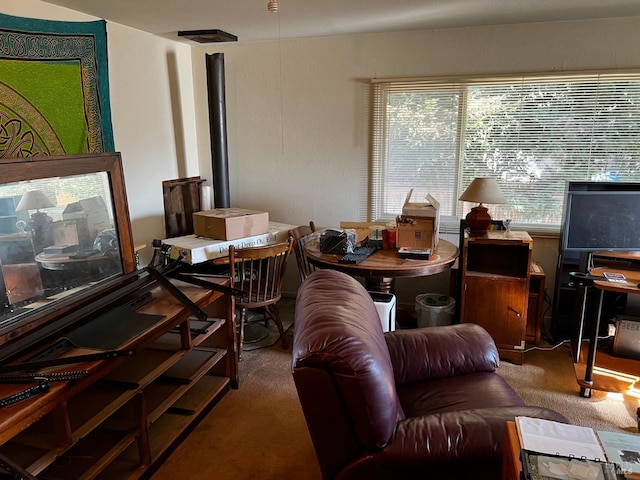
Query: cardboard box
193,208,269,240
62,196,112,239
52,218,92,250
163,221,296,264
402,189,440,224
397,189,440,250
396,216,436,250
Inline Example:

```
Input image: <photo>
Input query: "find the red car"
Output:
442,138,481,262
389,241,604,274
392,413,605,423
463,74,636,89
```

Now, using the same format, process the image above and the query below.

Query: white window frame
370,71,640,236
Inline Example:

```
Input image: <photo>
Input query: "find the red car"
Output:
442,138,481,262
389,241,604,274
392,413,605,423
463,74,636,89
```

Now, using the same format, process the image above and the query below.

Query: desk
573,266,640,398
303,238,458,293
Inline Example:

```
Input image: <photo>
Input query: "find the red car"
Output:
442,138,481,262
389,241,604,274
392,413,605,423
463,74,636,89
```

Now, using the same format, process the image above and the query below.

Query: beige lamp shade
459,177,506,234
15,190,55,211
459,177,506,205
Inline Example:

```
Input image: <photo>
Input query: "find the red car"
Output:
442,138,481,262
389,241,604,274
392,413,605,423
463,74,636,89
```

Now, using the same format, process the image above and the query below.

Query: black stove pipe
205,53,230,208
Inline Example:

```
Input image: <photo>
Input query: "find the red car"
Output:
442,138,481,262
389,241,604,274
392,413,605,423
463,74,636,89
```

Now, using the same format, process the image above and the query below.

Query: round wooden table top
304,237,459,281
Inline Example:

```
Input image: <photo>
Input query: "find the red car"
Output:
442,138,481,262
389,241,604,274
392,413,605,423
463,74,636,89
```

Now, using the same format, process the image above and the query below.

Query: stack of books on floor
516,416,640,480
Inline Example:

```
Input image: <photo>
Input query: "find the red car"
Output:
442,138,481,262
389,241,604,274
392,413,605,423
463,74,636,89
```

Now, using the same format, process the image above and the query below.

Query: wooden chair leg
266,303,288,350
238,308,247,358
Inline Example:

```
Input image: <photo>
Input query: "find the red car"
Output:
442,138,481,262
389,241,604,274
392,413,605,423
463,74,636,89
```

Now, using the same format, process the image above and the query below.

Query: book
598,430,640,475
42,244,79,254
397,247,431,260
516,417,640,477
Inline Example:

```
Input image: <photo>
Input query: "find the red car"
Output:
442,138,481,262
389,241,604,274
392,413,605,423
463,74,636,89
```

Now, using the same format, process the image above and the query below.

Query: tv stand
0,273,237,478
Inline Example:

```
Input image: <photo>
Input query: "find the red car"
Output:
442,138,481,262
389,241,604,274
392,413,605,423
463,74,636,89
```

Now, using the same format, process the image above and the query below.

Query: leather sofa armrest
377,406,569,465
385,323,499,385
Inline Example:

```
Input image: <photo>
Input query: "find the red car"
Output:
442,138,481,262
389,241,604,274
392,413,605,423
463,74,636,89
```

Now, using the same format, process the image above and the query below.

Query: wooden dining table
303,237,459,293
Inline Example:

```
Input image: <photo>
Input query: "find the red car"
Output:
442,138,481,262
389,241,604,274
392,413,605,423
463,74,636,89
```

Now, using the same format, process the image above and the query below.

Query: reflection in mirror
0,171,122,313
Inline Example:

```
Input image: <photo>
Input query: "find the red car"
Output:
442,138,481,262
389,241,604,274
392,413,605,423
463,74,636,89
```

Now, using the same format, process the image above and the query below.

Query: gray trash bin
415,293,456,327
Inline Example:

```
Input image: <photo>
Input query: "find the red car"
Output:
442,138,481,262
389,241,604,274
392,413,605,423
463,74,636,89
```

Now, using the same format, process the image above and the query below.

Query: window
371,72,640,232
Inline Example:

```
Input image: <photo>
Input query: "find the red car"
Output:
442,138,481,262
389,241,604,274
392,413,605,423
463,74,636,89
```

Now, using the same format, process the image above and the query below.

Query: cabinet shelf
0,279,236,479
144,347,226,424
94,375,229,480
464,270,527,281
41,427,138,480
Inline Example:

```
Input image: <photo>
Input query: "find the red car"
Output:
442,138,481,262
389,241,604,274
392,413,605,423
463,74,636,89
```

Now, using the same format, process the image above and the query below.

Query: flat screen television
560,181,640,261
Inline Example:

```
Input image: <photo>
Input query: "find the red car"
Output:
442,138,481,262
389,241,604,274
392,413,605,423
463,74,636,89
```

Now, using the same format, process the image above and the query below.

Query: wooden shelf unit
460,231,532,365
0,278,236,480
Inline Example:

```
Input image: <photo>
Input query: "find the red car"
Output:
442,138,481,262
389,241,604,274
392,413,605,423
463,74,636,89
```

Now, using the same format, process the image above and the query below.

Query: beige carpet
498,343,639,435
151,300,639,479
151,299,321,480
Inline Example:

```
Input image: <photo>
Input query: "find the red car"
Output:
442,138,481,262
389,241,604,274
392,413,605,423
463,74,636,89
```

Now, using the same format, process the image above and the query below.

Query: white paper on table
516,417,607,462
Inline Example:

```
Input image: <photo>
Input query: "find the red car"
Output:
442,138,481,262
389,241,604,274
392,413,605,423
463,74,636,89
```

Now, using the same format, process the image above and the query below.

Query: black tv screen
561,184,640,253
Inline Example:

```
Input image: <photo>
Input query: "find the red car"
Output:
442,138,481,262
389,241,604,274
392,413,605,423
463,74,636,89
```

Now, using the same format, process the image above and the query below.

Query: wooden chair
229,237,294,355
288,221,318,282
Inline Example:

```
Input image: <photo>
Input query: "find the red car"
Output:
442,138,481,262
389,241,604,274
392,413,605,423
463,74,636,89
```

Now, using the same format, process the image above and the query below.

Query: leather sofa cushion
397,371,524,417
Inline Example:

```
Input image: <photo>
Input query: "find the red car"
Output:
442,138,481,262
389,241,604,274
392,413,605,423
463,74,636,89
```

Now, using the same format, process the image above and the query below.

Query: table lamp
459,177,506,234
15,189,55,246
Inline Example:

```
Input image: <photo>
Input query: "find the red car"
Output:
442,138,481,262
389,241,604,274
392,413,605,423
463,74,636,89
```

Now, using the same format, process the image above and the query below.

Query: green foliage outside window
371,73,640,228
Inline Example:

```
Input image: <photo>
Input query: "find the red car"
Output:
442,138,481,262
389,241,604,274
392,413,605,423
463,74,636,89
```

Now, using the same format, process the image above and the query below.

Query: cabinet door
462,275,527,352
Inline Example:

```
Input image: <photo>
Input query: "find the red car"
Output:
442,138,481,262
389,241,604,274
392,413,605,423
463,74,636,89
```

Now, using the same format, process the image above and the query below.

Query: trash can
415,293,456,327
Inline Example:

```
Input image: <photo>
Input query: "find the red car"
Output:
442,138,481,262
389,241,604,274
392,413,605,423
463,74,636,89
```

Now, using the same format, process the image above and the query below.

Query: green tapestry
0,13,114,157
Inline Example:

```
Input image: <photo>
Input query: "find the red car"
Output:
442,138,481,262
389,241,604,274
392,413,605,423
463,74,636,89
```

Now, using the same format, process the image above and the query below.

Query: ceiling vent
177,29,238,43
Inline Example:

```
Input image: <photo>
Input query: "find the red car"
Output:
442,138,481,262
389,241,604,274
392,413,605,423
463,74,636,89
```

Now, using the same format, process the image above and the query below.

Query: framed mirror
0,153,136,359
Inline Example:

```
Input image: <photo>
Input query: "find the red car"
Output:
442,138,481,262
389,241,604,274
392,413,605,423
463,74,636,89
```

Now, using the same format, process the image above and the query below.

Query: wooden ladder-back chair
288,221,318,283
229,237,294,355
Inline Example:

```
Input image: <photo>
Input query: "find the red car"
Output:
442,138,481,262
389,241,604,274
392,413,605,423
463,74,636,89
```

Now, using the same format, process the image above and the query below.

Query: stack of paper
516,417,640,477
516,417,607,461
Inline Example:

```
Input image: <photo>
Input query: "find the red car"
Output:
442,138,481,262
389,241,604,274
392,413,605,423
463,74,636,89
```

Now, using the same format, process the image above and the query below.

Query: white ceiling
41,0,640,43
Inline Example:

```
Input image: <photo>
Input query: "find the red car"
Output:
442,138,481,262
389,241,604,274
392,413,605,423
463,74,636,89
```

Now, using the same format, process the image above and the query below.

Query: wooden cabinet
0,233,43,306
525,263,545,346
0,278,236,479
460,231,532,364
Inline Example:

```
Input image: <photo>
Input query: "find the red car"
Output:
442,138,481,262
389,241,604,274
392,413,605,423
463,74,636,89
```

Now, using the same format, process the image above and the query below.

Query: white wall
190,17,640,302
3,2,640,306
1,0,197,266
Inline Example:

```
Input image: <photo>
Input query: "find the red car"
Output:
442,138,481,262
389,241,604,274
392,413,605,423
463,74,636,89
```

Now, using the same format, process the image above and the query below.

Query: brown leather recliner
292,269,568,480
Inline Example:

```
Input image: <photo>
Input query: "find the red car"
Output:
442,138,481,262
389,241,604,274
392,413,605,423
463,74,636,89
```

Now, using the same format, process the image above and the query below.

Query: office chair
229,237,294,356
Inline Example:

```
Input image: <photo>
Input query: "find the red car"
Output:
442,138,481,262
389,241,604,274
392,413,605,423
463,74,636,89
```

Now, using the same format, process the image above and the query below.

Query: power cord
522,338,570,353
522,333,615,354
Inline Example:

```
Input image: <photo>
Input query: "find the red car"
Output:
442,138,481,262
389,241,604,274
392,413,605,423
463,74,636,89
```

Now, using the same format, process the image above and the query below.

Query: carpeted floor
151,298,320,480
498,343,639,434
151,299,639,479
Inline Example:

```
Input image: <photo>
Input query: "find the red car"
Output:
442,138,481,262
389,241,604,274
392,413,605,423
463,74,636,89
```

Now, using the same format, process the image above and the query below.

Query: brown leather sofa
292,269,569,480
